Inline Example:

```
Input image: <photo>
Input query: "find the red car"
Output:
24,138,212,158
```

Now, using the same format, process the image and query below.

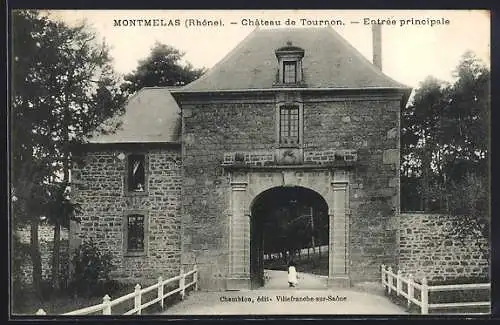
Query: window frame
283,61,297,84
125,153,148,196
277,103,303,148
123,210,149,257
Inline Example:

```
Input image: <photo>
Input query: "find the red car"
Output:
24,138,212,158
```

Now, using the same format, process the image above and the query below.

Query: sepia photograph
9,9,490,317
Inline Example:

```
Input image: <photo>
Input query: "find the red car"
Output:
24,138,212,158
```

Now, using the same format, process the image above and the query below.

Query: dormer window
274,41,305,87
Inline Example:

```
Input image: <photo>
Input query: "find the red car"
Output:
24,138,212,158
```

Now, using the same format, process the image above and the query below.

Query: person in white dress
287,260,298,287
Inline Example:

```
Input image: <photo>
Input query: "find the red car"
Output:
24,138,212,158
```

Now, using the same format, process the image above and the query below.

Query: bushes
69,239,115,297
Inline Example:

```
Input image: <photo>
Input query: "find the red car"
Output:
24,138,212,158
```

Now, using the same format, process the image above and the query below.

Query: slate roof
179,27,409,92
88,87,181,144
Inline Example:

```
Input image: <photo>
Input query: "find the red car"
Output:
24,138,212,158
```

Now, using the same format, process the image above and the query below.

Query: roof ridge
324,27,409,88
141,86,180,90
182,28,260,90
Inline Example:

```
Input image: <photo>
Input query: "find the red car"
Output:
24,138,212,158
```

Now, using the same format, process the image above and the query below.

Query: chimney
372,24,382,70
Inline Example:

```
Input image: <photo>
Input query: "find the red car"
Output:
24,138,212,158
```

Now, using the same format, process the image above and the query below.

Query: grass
12,279,196,316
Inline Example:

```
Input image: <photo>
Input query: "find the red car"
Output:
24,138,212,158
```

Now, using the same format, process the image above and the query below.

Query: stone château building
70,26,412,291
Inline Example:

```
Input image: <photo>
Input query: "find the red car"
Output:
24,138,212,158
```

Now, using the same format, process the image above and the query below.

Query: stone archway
226,168,351,290
249,185,329,289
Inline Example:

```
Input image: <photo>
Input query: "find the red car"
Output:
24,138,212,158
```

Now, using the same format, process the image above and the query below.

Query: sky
45,9,490,89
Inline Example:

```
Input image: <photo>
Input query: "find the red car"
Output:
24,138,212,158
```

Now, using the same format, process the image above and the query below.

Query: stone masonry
179,92,402,289
397,213,489,282
304,96,401,283
71,146,182,282
16,225,69,285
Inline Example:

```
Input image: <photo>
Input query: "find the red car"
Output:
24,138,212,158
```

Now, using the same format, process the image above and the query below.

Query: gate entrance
250,186,329,289
226,169,350,290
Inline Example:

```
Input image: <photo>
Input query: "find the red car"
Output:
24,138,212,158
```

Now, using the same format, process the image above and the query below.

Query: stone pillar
227,173,250,290
328,171,350,287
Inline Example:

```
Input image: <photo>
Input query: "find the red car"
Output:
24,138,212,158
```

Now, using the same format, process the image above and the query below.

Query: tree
120,42,206,95
401,76,450,210
400,51,489,254
12,10,56,296
401,52,489,213
11,10,126,293
441,51,490,179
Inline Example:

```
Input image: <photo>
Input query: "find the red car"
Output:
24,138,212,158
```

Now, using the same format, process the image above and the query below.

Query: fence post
179,268,186,300
381,264,385,286
396,270,402,296
36,309,46,315
421,277,429,315
193,265,198,291
407,274,414,310
158,276,164,310
134,284,142,315
102,294,111,315
387,266,393,295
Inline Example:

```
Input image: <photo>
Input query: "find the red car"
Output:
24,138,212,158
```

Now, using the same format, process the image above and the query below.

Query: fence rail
35,265,198,316
263,245,329,261
381,264,490,314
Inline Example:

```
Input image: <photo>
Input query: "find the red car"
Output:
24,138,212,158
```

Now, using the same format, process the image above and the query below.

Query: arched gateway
226,168,351,290
250,186,329,288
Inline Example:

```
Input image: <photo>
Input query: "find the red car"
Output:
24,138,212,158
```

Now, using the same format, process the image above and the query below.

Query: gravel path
159,270,407,315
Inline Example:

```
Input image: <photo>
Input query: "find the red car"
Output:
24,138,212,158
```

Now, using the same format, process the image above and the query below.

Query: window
280,105,299,145
125,214,146,255
274,43,304,86
127,154,146,192
283,61,297,84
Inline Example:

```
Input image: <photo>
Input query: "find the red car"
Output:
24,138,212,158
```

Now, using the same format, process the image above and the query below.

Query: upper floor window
127,154,146,193
280,105,300,145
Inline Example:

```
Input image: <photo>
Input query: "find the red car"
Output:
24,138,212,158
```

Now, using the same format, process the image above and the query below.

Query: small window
280,105,299,145
283,61,297,84
128,154,145,192
126,214,145,252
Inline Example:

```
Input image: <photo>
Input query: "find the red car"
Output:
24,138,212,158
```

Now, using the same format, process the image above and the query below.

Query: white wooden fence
35,265,198,316
263,245,329,261
381,264,490,314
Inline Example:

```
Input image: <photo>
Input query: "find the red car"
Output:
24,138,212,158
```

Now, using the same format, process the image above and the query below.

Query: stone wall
303,149,358,164
398,213,489,282
71,146,182,282
180,92,402,288
303,95,401,282
16,225,69,285
181,99,277,290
